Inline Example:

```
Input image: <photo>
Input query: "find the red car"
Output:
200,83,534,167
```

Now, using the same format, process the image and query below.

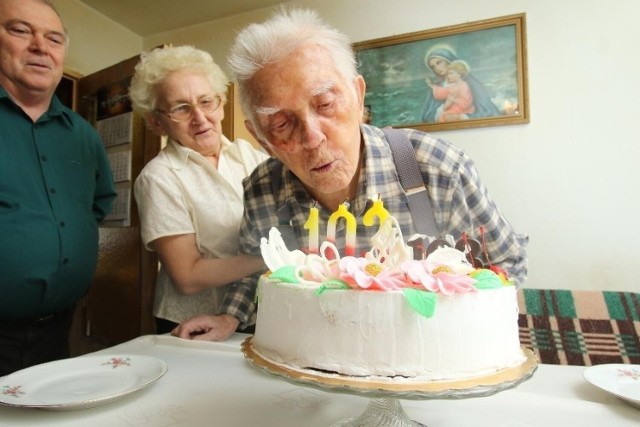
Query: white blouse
134,136,268,323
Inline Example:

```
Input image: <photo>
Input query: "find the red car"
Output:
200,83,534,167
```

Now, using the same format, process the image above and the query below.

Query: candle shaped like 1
363,195,390,231
303,204,319,254
326,203,357,256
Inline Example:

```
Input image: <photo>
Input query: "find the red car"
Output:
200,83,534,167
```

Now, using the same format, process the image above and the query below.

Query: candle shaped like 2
326,203,356,256
303,204,319,254
363,195,389,232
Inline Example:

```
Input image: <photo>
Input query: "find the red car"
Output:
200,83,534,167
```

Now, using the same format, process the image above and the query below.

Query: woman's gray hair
228,8,357,139
129,45,228,117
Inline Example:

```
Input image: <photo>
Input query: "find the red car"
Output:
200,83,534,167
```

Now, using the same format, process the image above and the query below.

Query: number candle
363,194,389,231
326,202,357,256
303,203,319,254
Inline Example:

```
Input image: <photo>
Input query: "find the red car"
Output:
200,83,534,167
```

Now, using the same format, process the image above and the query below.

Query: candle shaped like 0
326,203,357,256
363,195,389,231
303,204,319,254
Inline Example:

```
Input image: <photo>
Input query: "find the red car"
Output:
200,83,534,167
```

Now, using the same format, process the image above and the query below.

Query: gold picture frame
354,14,529,132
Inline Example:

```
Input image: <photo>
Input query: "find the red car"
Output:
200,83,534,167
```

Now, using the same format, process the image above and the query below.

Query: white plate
583,364,640,409
0,355,167,410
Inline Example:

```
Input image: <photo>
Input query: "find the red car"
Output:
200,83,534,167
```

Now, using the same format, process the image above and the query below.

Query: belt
0,306,74,327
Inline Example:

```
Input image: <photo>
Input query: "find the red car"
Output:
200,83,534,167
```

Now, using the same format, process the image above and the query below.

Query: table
0,334,638,426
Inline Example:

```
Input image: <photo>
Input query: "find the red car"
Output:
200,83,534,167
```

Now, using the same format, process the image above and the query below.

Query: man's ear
354,75,367,117
245,119,275,157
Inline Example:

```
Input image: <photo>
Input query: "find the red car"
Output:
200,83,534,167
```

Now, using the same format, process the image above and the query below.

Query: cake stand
242,337,538,427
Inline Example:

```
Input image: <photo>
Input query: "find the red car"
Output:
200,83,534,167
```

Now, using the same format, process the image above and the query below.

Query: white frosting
254,281,525,380
255,218,524,381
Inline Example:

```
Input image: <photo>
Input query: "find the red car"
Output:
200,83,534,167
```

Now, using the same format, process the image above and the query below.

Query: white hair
228,8,357,139
128,45,228,119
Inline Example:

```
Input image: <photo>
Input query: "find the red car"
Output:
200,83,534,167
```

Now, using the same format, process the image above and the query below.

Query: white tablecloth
0,334,638,426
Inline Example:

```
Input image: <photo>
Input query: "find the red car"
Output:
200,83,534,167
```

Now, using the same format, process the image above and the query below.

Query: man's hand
171,314,240,341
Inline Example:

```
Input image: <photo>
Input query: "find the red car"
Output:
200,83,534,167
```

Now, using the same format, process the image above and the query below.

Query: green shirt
0,86,116,318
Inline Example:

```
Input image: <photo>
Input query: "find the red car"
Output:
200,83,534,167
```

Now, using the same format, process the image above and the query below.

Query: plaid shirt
221,124,528,327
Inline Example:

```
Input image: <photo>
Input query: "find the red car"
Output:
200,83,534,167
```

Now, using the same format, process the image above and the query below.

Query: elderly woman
129,45,268,334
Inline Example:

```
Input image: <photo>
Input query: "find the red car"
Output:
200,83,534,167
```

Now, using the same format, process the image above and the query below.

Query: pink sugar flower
402,259,477,295
338,257,410,290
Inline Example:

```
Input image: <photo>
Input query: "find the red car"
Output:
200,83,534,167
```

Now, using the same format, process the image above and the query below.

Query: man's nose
29,32,50,52
300,115,324,149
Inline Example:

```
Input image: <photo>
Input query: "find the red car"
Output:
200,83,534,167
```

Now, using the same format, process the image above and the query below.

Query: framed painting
354,14,529,132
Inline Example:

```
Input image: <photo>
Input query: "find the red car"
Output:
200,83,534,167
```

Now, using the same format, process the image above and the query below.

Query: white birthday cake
253,204,526,381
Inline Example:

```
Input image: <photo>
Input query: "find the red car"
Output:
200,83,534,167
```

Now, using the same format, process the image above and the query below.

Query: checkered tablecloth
518,288,640,365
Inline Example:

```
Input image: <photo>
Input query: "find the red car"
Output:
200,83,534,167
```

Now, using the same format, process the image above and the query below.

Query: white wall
53,0,142,74
56,0,640,292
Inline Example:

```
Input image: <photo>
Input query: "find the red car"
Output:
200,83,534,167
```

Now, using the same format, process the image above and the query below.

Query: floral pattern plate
583,364,640,409
0,355,167,410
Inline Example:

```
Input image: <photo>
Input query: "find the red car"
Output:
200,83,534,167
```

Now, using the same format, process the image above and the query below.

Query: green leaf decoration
269,265,299,283
402,288,438,318
470,269,503,289
315,279,350,295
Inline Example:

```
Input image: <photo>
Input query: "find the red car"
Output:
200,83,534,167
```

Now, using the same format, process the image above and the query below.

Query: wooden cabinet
66,55,160,356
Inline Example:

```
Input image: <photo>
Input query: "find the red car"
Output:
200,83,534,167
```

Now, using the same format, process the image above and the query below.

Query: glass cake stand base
241,337,538,426
331,398,425,427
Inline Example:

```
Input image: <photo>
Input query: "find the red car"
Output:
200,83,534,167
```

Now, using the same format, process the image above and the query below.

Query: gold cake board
241,336,538,400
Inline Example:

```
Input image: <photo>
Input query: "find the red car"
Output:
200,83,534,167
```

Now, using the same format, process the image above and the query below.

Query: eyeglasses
155,96,222,122
0,20,68,48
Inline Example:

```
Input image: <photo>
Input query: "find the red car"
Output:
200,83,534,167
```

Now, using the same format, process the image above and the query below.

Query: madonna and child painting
355,14,528,131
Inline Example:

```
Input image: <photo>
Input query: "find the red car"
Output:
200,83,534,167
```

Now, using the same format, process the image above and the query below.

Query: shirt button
60,221,66,227
50,188,56,194
62,258,69,265
40,155,47,161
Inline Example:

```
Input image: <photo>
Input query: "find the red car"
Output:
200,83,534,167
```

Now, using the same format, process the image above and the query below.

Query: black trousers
0,306,75,377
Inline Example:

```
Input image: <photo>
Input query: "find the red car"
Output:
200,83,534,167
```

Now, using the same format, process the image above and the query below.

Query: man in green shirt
0,0,116,376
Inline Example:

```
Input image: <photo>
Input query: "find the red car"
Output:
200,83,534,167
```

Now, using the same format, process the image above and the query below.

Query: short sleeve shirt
134,136,268,322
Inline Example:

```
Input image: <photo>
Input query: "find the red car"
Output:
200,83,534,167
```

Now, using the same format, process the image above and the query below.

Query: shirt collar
164,135,232,170
360,124,389,194
0,85,10,101
0,85,73,127
44,95,73,127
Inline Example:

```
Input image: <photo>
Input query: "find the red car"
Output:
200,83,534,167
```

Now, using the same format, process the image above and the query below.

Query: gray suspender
270,128,439,249
382,128,439,237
